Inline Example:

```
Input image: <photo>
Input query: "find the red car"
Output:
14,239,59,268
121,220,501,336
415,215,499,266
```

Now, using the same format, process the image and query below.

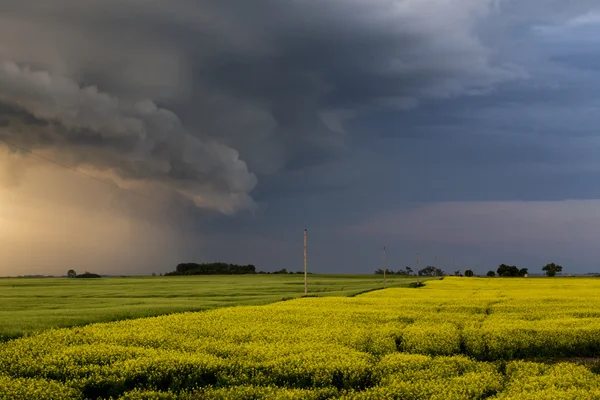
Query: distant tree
75,271,101,278
519,268,529,277
487,270,496,277
169,262,257,275
464,270,474,277
542,263,563,277
273,268,288,274
497,264,519,277
67,269,77,278
152,273,156,277
454,270,461,277
418,266,445,277
405,266,413,275
375,269,384,275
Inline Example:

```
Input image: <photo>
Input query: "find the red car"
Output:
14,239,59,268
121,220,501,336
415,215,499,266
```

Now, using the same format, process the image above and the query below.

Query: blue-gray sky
1,1,600,275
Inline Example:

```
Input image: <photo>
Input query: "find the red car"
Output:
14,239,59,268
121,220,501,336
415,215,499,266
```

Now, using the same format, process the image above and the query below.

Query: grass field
0,274,419,341
4,277,600,399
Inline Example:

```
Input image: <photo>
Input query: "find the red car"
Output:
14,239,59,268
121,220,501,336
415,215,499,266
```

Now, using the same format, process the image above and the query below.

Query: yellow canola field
2,277,600,399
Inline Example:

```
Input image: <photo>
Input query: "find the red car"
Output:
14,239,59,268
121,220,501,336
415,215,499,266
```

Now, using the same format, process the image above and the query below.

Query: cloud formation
2,0,600,274
0,0,523,195
0,61,257,213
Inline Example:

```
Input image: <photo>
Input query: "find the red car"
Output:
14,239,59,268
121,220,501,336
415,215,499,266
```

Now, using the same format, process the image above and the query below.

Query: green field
0,274,419,341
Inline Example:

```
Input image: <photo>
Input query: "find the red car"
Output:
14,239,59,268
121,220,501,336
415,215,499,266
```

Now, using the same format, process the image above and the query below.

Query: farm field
3,277,600,399
0,274,418,341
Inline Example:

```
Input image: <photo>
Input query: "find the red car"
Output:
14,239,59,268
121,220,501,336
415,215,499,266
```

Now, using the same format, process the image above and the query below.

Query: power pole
303,229,307,296
416,252,420,284
383,246,387,288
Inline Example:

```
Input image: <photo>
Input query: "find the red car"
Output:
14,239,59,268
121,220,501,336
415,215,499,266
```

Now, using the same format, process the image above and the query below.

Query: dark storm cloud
3,0,600,274
0,0,524,200
173,0,523,174
0,61,257,213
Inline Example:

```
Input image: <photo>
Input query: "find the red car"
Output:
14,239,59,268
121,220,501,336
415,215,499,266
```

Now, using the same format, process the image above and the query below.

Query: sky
1,0,600,276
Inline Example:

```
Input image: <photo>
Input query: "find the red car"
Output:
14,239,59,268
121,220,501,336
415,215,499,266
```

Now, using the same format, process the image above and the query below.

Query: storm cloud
1,0,600,274
0,0,521,189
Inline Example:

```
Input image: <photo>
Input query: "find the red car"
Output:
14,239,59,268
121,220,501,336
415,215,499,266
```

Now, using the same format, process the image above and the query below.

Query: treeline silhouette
165,263,257,276
76,272,102,278
66,270,101,278
164,264,312,276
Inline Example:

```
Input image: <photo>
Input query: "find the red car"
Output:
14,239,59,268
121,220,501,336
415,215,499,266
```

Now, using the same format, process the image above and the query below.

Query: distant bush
75,272,101,279
543,263,563,277
497,264,520,277
418,266,445,277
167,262,256,276
464,270,474,277
519,268,529,277
165,264,315,276
487,271,496,277
375,267,413,275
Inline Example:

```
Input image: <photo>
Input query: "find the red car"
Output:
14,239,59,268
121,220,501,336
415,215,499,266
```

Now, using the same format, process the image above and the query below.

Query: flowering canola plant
2,278,600,399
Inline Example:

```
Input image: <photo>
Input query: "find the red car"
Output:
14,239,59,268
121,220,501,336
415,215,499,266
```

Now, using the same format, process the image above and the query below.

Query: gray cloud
0,61,257,214
2,0,600,274
0,0,524,186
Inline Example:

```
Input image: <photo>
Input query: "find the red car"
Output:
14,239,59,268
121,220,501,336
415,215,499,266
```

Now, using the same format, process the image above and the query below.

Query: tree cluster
496,264,528,277
165,263,256,276
67,270,101,278
487,263,563,277
454,270,474,277
375,266,445,276
542,263,563,277
375,267,414,275
261,268,309,274
418,266,445,277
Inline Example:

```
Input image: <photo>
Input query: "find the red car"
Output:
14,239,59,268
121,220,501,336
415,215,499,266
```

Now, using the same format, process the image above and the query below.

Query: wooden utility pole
383,246,387,288
303,229,307,296
416,252,420,284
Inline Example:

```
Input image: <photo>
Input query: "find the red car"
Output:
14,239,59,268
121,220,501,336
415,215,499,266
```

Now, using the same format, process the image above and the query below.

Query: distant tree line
486,263,563,277
373,261,566,278
418,266,445,276
165,263,257,276
375,266,413,276
374,266,445,277
67,270,101,278
495,264,529,277
161,263,315,276
452,270,474,277
258,268,313,275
